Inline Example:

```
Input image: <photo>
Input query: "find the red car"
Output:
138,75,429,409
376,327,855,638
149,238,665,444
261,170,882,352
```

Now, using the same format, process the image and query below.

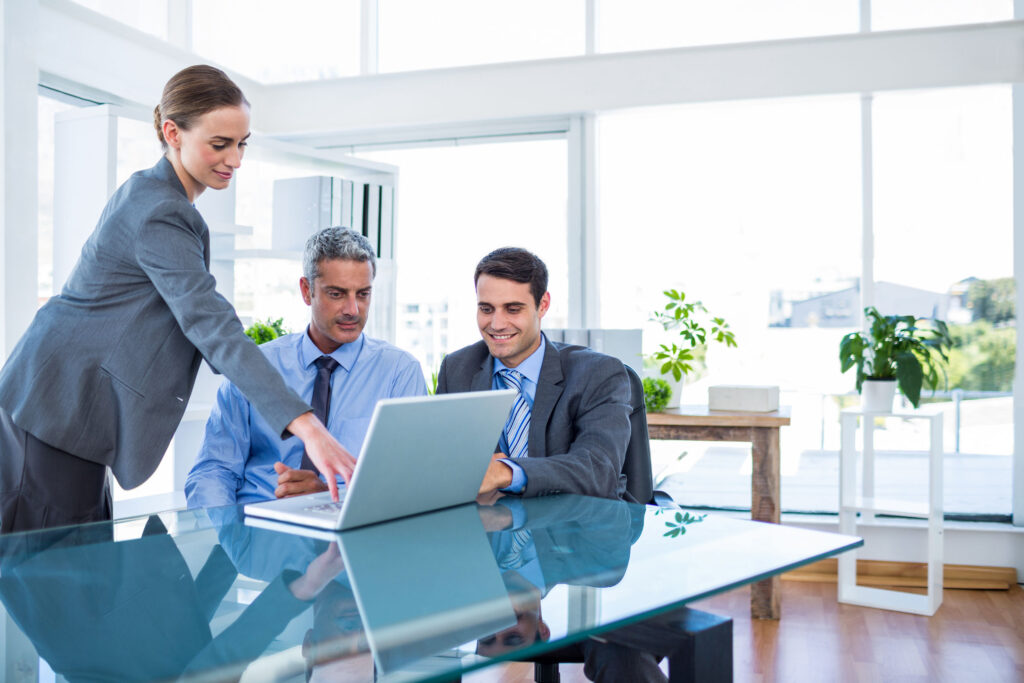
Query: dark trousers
0,407,111,533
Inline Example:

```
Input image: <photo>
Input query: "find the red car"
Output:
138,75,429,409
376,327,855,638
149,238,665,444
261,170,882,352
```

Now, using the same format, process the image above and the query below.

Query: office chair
525,363,733,683
621,364,674,507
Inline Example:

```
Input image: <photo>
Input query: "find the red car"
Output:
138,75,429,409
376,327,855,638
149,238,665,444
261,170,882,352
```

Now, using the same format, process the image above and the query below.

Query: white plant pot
861,379,897,413
664,375,686,409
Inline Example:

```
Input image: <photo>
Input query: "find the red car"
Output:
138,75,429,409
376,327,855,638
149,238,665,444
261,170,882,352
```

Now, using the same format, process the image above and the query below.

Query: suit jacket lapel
471,352,492,391
529,338,564,459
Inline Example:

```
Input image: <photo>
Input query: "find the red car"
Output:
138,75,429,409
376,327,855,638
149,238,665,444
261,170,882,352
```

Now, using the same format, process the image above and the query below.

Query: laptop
244,389,516,531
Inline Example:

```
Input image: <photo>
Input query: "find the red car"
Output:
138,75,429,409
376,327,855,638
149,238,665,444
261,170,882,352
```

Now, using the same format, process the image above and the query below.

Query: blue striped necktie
499,369,530,459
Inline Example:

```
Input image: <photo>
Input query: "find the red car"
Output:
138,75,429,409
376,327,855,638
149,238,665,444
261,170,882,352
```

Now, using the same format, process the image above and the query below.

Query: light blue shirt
491,336,546,494
185,330,427,508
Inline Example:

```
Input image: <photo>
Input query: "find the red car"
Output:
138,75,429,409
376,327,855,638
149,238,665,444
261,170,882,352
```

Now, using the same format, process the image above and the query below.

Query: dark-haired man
436,247,632,500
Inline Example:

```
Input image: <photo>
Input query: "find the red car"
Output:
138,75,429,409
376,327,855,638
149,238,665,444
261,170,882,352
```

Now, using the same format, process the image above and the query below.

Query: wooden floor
464,581,1024,683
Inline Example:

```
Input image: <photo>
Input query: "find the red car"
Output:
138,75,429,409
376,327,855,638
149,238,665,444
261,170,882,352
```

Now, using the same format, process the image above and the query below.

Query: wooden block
783,558,1017,590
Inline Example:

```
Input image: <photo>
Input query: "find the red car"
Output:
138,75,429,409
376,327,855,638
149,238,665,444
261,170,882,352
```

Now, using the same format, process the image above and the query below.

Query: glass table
0,494,860,682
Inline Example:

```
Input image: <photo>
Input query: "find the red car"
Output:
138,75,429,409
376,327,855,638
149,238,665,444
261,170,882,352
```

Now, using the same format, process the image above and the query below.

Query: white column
166,0,193,52
859,93,874,321
1,0,39,357
568,4,600,329
1013,83,1024,526
859,0,874,323
53,105,118,294
1012,4,1024,526
585,0,599,55
567,116,600,328
360,0,379,75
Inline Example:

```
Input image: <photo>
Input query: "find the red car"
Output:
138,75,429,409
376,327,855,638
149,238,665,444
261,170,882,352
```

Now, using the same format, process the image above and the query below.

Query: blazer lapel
528,338,564,459
471,352,492,392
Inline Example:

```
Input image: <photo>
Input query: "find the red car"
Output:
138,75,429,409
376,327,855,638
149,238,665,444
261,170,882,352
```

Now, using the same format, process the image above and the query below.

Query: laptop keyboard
303,490,347,513
304,501,343,513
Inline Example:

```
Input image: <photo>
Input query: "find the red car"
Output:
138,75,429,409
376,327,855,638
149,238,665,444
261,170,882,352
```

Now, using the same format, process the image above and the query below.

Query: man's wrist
498,459,527,494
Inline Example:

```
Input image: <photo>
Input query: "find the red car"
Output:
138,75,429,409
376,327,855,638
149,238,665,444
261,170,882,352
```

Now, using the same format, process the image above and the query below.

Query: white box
708,385,780,412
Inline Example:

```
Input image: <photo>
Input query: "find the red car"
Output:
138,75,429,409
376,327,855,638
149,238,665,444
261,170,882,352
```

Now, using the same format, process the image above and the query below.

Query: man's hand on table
478,452,514,495
274,461,329,498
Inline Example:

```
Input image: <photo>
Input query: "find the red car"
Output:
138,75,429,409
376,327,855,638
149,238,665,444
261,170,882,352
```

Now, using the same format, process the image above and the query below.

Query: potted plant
838,306,952,411
244,318,290,345
641,376,671,413
648,289,737,409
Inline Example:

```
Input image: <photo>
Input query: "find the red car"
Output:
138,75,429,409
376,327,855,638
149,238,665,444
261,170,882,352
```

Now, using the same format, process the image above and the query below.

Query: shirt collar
493,335,546,385
300,327,364,372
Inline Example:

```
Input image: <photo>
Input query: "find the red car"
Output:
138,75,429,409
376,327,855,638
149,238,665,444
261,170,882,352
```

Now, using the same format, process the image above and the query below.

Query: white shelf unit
838,407,944,616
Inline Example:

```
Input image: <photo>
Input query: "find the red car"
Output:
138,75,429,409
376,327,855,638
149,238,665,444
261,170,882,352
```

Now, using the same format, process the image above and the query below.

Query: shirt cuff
498,458,527,494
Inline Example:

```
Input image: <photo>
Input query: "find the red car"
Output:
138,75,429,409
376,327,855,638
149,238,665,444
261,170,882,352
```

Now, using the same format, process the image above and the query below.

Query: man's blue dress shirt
185,330,427,508
491,337,546,494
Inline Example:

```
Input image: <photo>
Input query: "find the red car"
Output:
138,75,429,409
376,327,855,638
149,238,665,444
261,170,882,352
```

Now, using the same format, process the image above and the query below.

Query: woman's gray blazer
0,157,310,488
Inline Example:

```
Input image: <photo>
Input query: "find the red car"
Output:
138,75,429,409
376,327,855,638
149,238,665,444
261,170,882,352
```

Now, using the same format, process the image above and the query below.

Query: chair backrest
621,364,654,505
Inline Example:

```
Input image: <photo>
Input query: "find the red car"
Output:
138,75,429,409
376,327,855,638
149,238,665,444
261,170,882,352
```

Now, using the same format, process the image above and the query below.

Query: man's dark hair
474,247,548,306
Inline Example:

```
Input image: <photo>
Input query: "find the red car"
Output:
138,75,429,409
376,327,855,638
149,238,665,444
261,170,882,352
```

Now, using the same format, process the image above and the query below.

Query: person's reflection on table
206,505,370,681
0,513,345,682
299,578,373,682
475,495,675,683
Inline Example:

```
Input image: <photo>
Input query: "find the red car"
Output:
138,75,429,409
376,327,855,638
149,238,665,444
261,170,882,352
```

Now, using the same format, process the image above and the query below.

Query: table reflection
0,514,322,682
0,493,811,683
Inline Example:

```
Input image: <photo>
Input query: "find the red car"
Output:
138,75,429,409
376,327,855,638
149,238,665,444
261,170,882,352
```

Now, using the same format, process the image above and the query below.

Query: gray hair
302,227,377,282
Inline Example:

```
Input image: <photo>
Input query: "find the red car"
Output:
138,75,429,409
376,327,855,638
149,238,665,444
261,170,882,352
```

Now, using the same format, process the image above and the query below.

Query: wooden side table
647,406,791,619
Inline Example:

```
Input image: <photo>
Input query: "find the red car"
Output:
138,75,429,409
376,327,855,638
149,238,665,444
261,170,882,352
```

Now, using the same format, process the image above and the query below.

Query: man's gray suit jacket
0,157,310,488
436,336,631,500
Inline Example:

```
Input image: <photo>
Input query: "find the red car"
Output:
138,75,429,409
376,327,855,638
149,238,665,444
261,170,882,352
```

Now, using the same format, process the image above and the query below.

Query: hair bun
153,105,164,143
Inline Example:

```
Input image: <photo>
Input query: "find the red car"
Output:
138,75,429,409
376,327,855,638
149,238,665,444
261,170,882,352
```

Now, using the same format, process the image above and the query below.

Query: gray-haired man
186,227,427,508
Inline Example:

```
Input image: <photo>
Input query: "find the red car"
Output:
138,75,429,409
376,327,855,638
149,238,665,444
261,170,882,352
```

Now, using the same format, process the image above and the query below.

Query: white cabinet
837,408,944,615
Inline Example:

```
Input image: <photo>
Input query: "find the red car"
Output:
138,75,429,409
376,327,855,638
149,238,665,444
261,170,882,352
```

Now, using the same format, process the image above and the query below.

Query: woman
0,65,353,532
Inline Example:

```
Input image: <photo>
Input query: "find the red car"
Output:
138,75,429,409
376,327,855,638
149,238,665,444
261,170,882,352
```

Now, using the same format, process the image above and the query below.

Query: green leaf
894,351,924,407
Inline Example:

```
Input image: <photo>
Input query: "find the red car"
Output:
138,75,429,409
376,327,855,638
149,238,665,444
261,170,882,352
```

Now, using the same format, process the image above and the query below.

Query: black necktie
301,355,340,473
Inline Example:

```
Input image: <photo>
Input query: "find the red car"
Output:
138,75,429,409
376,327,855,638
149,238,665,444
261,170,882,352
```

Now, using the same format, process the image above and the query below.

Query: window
871,0,1011,31
69,0,168,39
598,87,1013,517
872,86,1013,516
192,0,360,83
598,96,863,514
596,0,858,53
358,140,569,377
378,0,584,72
38,95,79,302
